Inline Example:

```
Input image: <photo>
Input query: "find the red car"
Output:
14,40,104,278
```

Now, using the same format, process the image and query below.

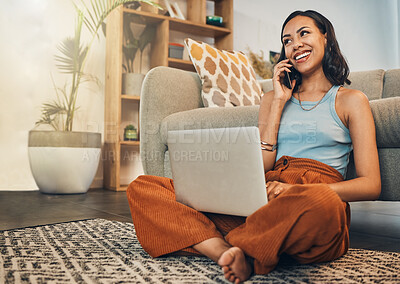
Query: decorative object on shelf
31,0,157,195
184,38,262,108
206,15,223,27
121,73,145,95
163,0,183,19
122,13,157,95
247,49,281,80
124,124,138,141
126,1,141,9
269,51,280,65
171,2,185,20
141,0,159,13
247,49,273,79
168,43,184,59
163,0,174,17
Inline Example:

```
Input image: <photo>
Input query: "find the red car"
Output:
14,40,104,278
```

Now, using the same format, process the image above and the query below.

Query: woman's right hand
272,59,296,103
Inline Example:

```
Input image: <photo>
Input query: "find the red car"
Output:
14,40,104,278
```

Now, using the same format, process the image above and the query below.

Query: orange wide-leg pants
127,156,350,275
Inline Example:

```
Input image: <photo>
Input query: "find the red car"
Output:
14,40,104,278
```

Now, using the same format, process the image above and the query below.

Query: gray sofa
139,66,400,201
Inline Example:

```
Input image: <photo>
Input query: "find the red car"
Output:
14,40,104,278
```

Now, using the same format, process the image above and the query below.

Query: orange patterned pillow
184,38,262,107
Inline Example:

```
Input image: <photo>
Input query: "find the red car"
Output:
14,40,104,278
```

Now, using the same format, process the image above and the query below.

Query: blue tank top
276,85,352,177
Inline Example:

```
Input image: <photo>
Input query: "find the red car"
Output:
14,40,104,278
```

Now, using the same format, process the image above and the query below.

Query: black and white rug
1,219,399,283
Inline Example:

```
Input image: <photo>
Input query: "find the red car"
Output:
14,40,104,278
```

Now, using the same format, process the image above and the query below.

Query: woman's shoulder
336,87,371,122
337,86,369,107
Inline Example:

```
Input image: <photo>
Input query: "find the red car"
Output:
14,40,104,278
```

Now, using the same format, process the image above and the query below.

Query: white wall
396,0,400,66
234,0,400,71
0,0,399,190
0,1,106,190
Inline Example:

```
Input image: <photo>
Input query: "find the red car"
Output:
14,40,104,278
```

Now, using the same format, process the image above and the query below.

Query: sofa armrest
140,66,202,176
160,106,260,144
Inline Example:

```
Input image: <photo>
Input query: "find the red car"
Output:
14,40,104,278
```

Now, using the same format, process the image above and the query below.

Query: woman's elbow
370,179,381,200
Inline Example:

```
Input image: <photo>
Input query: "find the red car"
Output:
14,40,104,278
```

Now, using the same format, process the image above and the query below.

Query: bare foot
217,247,252,283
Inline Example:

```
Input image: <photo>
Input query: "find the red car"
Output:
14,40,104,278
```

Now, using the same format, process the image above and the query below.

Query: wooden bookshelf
104,0,233,191
168,58,195,71
120,140,140,146
121,94,140,101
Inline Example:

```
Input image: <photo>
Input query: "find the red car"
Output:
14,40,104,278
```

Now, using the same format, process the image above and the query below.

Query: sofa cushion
160,105,259,144
383,69,400,99
259,69,388,100
346,148,400,201
259,79,273,93
345,69,384,100
370,97,400,148
376,148,400,200
160,97,400,148
184,38,262,107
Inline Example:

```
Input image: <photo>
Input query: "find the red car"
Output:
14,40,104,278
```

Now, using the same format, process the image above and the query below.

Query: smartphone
285,70,292,89
283,65,299,89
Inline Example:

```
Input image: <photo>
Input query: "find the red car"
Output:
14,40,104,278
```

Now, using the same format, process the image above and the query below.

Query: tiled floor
0,189,399,253
0,189,132,230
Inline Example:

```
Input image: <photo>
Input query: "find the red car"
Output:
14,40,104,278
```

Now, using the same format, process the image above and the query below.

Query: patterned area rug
1,219,399,283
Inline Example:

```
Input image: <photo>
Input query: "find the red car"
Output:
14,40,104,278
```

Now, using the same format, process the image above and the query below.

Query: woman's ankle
193,237,232,262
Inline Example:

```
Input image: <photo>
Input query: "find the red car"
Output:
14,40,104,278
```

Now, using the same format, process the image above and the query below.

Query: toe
224,270,233,279
222,266,230,273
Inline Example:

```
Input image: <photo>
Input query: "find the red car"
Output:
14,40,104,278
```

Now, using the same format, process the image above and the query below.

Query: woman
127,10,381,283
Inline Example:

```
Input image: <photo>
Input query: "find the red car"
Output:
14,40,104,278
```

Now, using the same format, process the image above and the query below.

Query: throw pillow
184,38,262,107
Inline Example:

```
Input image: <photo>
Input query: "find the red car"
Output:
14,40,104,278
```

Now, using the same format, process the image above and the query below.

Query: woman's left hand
266,181,292,201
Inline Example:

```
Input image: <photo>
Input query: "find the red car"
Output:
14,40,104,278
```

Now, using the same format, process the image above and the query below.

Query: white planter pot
121,73,145,95
28,131,101,194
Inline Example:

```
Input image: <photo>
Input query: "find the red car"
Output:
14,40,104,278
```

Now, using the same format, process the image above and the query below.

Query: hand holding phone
283,65,298,90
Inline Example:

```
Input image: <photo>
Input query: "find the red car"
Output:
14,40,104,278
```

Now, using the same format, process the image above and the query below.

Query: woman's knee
299,184,347,229
127,175,159,202
127,175,176,204
291,194,349,263
127,175,147,197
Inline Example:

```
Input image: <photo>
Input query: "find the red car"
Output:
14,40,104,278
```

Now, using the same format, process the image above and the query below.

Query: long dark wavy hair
278,10,351,92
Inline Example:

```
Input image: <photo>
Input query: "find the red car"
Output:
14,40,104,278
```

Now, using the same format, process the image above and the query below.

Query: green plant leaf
138,24,156,51
55,37,76,74
101,21,106,37
123,44,138,73
40,0,162,131
123,13,137,44
81,72,102,88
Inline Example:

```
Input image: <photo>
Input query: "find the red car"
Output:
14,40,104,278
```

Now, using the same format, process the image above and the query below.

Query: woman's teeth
295,51,311,60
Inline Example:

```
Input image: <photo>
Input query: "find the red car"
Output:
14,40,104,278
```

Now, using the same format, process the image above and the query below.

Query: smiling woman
277,10,351,93
125,9,381,284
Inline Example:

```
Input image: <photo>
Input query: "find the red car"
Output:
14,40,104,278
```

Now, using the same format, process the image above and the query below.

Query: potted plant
28,0,159,194
121,13,157,95
124,124,138,141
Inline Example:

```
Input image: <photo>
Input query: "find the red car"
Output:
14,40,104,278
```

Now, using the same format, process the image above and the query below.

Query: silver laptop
167,126,268,217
